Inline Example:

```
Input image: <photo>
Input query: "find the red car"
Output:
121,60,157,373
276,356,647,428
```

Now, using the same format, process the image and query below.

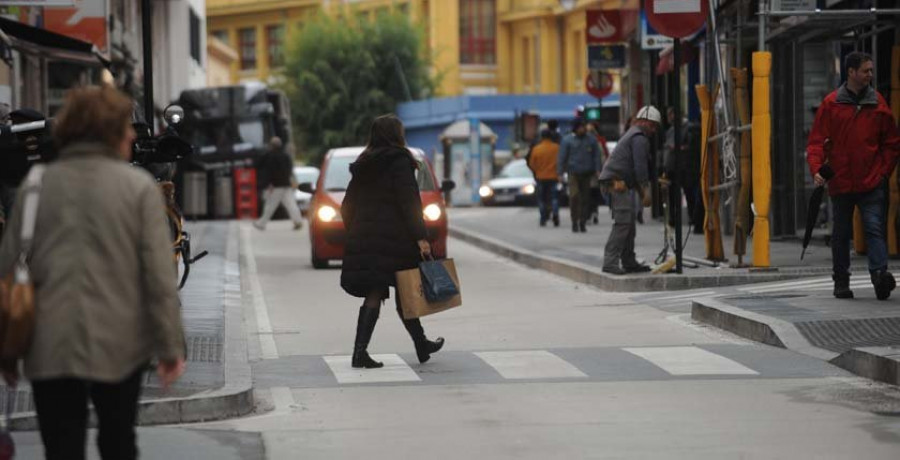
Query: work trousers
567,172,594,226
535,180,559,223
31,365,144,460
831,186,889,277
603,189,641,269
257,186,303,227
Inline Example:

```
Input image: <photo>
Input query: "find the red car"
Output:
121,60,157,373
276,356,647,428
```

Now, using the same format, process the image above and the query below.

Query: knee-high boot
352,306,383,368
396,303,444,363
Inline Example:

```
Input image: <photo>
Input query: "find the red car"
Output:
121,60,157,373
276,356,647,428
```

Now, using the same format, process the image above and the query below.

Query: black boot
871,270,896,301
397,305,444,363
833,274,854,299
352,306,383,368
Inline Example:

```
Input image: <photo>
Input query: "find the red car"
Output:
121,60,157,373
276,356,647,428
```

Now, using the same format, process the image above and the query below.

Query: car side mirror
441,180,456,192
298,182,315,194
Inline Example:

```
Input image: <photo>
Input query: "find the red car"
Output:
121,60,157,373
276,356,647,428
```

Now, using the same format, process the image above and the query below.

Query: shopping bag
419,259,460,302
396,259,461,319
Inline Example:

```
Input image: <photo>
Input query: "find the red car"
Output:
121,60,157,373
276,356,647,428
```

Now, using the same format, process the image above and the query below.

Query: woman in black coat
340,114,445,369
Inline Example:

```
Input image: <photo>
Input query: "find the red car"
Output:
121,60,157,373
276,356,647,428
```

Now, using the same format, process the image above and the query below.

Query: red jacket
807,84,900,196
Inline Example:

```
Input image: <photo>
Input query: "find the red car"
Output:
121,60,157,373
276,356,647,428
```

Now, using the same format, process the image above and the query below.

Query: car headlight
317,205,338,222
521,184,536,195
479,185,493,198
423,204,442,221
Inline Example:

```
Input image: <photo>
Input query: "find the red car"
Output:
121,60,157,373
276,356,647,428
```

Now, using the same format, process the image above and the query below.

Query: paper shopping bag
396,259,462,319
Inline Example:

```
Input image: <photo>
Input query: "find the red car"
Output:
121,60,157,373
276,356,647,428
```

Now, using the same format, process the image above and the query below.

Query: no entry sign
644,0,707,39
586,71,614,99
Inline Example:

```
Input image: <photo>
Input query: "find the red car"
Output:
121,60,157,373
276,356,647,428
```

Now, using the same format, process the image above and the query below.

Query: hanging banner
588,45,626,69
43,0,107,52
586,9,639,44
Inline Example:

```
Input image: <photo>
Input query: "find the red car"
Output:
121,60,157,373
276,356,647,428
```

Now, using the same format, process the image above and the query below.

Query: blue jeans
536,180,559,223
831,186,888,276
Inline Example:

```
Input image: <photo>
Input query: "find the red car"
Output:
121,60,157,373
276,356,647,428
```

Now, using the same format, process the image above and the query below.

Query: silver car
293,166,320,216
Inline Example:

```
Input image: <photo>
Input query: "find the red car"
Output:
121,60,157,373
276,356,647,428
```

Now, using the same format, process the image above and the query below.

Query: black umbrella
801,164,834,260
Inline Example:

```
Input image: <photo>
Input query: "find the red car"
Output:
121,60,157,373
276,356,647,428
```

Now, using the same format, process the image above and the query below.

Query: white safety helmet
635,105,662,124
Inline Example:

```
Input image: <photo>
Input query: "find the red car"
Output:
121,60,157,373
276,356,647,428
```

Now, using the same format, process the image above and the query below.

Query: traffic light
583,103,602,122
516,111,540,143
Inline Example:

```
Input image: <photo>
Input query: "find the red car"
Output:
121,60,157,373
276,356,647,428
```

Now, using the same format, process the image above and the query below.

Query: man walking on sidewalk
527,129,561,227
558,119,603,233
599,106,661,275
254,137,304,231
807,51,900,300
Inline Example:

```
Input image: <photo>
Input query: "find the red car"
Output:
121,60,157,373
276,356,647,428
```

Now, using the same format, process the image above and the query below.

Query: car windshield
498,161,532,178
323,155,436,192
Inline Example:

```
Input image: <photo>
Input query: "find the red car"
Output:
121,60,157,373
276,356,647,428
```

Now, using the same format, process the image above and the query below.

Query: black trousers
31,365,144,460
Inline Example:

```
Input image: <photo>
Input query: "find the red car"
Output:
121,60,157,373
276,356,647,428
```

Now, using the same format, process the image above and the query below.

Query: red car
300,147,455,269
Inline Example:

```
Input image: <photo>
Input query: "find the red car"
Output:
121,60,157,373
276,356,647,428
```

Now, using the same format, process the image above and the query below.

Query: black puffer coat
340,147,427,298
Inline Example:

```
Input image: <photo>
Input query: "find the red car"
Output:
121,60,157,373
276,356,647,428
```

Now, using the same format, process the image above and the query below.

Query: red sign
586,72,614,99
44,0,108,51
644,0,707,39
586,10,639,44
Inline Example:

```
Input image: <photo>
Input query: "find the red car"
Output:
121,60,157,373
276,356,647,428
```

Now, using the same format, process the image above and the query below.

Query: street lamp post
141,0,154,134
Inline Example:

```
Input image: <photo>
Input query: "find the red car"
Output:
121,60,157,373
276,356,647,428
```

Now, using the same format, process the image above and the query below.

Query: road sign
640,11,673,50
644,0,707,39
585,71,614,99
771,0,816,10
586,10,639,44
44,0,108,51
587,45,626,70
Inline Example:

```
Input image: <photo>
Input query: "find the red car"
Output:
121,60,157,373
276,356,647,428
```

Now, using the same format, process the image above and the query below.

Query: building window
211,29,228,44
189,9,202,64
522,37,531,87
239,27,257,70
398,3,410,16
267,24,285,68
459,0,496,65
573,30,583,90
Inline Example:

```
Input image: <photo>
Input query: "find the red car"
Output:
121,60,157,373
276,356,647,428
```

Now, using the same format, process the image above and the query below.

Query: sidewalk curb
691,297,900,385
10,222,254,431
450,226,817,292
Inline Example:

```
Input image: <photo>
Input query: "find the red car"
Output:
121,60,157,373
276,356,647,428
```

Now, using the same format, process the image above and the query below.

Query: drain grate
0,387,34,413
186,335,223,363
794,317,900,353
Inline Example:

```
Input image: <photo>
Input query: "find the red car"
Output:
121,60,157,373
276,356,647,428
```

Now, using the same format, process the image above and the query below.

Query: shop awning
0,17,103,65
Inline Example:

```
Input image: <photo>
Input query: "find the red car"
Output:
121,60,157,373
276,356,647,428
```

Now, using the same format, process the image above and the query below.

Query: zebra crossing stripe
475,350,588,380
623,346,759,376
737,277,831,292
645,291,717,302
323,354,421,384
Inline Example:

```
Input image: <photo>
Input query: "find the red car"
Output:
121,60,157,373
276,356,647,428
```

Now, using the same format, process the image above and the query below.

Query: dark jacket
599,126,651,189
340,147,427,298
257,148,294,187
557,133,603,176
807,84,900,196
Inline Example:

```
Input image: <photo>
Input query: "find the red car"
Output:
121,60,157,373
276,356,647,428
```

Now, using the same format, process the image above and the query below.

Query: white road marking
645,291,717,302
241,225,279,360
737,277,830,292
475,350,587,380
623,346,759,376
323,354,421,384
270,387,296,413
744,281,834,294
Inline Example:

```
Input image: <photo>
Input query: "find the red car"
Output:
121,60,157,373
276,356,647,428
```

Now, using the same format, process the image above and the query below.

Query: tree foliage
281,11,436,165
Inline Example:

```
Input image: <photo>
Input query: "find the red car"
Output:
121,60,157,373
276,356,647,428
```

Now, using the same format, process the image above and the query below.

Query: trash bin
214,175,233,218
183,171,208,219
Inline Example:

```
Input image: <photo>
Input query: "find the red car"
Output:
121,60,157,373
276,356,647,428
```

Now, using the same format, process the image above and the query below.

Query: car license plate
494,194,515,203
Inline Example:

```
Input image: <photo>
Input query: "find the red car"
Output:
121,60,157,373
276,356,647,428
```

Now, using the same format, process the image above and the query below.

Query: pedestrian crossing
252,344,847,389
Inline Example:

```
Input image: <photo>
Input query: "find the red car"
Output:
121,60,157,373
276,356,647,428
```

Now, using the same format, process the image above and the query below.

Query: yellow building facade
207,0,635,96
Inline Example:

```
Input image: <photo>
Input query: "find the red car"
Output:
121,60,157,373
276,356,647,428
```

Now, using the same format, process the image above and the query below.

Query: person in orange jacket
807,51,900,300
527,129,561,227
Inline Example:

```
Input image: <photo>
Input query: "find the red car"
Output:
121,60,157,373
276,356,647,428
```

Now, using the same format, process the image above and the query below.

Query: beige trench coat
0,142,184,383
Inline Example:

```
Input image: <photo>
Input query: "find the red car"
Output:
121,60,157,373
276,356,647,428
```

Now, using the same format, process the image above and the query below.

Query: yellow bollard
732,68,752,266
751,52,772,267
853,209,867,254
696,84,726,262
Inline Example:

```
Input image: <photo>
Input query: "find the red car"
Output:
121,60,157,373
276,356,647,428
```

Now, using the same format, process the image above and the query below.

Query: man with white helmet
599,106,661,275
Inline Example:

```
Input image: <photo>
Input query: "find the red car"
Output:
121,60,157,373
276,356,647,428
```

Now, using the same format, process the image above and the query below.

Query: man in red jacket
807,51,900,300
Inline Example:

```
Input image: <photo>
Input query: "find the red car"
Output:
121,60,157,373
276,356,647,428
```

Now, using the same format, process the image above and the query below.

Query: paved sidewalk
690,278,900,386
449,207,893,292
7,221,254,430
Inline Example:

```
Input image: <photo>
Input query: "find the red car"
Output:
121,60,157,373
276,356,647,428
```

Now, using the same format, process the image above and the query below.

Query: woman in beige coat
0,86,185,460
